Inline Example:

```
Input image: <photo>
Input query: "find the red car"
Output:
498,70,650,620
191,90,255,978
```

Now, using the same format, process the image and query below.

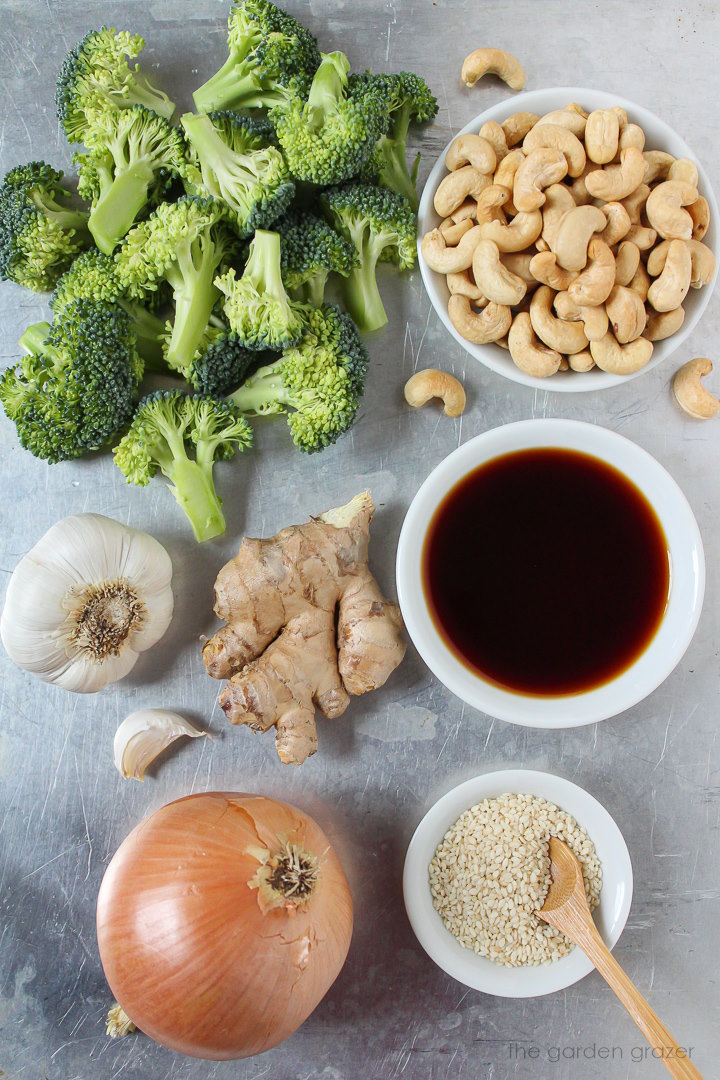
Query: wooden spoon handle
575,921,703,1079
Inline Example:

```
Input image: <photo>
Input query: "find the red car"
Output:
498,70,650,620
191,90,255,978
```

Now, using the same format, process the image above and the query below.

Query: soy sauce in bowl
422,448,670,696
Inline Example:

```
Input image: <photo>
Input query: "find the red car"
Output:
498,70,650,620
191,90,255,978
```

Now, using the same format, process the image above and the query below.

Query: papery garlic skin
114,709,206,780
0,514,173,693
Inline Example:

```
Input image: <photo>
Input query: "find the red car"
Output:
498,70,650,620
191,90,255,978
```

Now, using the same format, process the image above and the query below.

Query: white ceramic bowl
403,769,633,997
418,87,719,392
396,419,704,728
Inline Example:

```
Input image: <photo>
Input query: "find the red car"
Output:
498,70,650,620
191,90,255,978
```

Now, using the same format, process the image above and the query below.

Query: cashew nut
644,305,685,341
446,134,497,175
440,217,474,246
541,183,576,246
472,239,527,305
461,48,526,90
673,358,720,420
451,199,478,223
476,184,510,226
536,108,587,138
493,148,524,214
646,239,672,277
628,259,651,301
480,210,543,251
614,241,641,287
620,183,651,224
599,202,632,246
645,180,698,240
508,312,562,377
667,158,699,187
404,369,466,417
479,121,509,163
687,239,716,287
584,147,646,201
513,147,568,211
605,285,647,343
522,123,586,177
567,237,616,307
446,268,486,301
529,250,577,291
615,123,645,157
530,285,589,354
590,332,653,375
552,205,607,271
434,165,491,217
535,237,550,252
554,290,608,341
568,349,595,372
565,102,590,119
585,109,620,164
421,225,484,273
502,112,540,147
570,162,602,205
500,251,538,287
611,106,628,127
625,224,658,251
448,295,512,343
689,196,710,241
643,150,675,184
647,239,692,312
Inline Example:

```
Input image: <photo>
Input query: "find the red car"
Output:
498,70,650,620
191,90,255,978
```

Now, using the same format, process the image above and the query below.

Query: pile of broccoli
0,2,436,541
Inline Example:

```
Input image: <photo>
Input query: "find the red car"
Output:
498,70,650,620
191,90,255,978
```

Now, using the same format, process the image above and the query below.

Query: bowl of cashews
418,87,718,391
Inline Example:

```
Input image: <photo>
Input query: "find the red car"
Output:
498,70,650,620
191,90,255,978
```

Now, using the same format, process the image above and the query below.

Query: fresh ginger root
203,491,405,765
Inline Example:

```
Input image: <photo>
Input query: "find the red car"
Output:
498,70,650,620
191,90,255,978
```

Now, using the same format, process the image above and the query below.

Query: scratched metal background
0,1,719,1077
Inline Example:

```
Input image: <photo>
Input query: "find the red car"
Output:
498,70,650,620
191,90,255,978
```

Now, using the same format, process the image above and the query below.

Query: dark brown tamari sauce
422,448,670,696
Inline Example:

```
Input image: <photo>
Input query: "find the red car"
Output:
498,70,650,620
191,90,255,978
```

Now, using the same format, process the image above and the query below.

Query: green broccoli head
357,71,438,210
180,110,294,237
321,182,416,332
215,228,306,351
116,195,240,375
186,328,257,396
192,0,321,114
278,206,358,306
55,27,175,143
77,105,186,254
0,162,91,291
0,300,142,462
114,389,253,542
271,51,389,185
228,303,367,452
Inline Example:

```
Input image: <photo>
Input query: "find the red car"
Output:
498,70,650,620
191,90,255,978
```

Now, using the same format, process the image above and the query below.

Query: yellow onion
96,792,353,1060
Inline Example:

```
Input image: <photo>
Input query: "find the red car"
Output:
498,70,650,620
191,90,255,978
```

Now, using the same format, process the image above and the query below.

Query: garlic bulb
114,709,206,780
1,514,173,693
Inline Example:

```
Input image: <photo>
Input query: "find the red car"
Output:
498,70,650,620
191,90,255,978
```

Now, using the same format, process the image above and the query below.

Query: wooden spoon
537,837,703,1080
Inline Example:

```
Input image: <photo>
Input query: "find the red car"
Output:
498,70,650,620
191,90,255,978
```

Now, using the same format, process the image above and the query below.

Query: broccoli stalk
277,207,358,306
114,391,253,542
361,73,438,211
321,184,416,333
215,228,306,350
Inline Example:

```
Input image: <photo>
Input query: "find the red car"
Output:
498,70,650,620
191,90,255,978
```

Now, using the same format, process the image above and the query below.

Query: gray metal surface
0,1,718,1077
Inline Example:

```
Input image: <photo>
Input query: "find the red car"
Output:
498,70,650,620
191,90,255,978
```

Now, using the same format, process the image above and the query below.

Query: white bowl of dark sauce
396,420,704,728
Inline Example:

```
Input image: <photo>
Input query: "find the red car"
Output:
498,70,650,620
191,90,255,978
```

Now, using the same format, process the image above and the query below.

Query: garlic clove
114,709,207,781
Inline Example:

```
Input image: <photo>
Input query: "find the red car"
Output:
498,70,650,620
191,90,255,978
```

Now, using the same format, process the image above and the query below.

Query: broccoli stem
32,193,90,235
341,236,387,333
228,362,287,414
164,243,221,373
19,322,52,356
88,163,156,254
374,100,419,211
245,230,285,297
118,301,167,369
192,59,281,113
294,271,328,308
115,77,175,121
165,454,226,542
305,52,349,131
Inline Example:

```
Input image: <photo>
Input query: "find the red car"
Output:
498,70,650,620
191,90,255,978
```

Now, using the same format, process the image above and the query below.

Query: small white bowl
396,419,704,728
417,86,719,393
403,769,633,997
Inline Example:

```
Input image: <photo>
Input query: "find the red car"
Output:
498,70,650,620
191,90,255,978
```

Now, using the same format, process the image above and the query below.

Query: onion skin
96,792,353,1059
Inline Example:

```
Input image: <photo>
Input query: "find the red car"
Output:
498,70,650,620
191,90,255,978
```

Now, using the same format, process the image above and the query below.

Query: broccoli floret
0,300,142,462
115,195,239,376
51,249,167,367
56,27,175,143
0,162,91,291
321,183,416,332
76,105,186,254
180,111,294,237
192,0,321,114
215,228,306,351
358,72,438,211
113,390,253,542
228,303,367,452
271,52,389,184
187,327,256,395
278,206,358,306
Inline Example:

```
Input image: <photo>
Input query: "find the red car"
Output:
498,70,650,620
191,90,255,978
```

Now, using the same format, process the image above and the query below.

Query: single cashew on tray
202,492,406,765
421,102,716,377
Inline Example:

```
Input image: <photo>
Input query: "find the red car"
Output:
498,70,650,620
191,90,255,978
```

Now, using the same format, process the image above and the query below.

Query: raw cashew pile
421,103,716,378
